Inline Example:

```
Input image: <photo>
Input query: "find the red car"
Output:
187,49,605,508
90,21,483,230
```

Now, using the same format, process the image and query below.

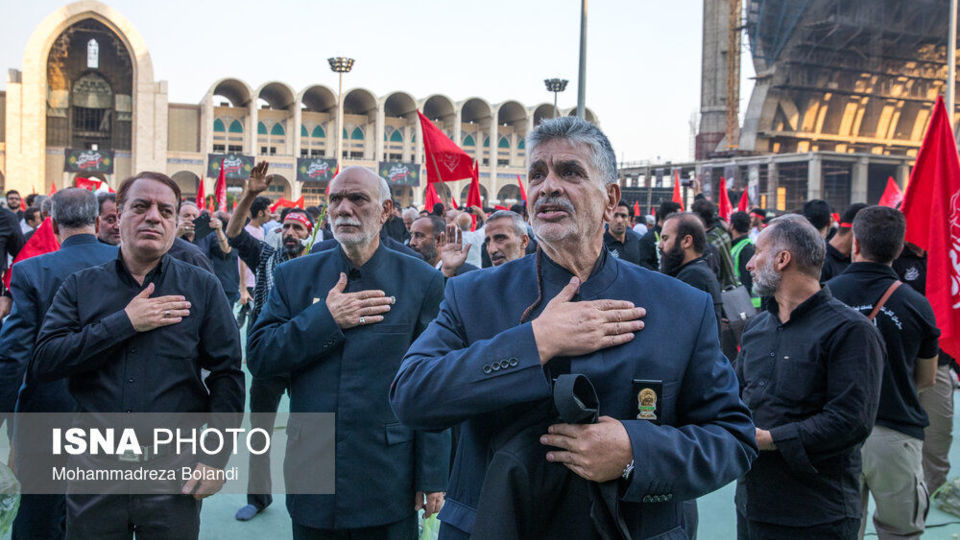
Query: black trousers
246,375,288,509
65,493,201,540
736,511,860,540
292,514,418,540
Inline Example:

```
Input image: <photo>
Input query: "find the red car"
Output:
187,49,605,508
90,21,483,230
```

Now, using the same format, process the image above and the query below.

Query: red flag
424,182,441,211
450,192,459,209
75,177,100,191
672,171,684,211
633,201,641,217
206,195,214,214
294,196,304,209
49,182,57,196
19,200,25,212
215,159,227,212
718,177,733,221
516,174,528,202
269,198,286,213
902,95,960,359
195,177,205,209
466,163,483,208
494,205,510,211
232,199,238,211
418,111,473,183
737,189,749,212
2,218,60,289
879,177,904,208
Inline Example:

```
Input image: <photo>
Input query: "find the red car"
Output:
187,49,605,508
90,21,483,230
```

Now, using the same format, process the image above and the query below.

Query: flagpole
576,0,587,119
948,0,957,123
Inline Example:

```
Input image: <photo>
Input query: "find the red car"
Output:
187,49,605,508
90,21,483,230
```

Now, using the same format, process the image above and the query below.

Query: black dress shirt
637,227,659,271
0,207,24,279
602,228,643,266
198,234,241,305
734,287,884,526
827,263,940,439
32,252,244,426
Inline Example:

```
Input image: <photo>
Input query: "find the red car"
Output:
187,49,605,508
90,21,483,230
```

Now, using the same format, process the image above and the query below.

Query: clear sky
0,0,755,164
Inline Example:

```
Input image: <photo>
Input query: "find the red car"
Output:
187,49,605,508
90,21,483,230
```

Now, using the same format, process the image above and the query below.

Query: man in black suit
409,215,478,278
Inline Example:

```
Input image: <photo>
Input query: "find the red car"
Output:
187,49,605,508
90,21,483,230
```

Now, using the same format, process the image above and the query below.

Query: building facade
1,1,598,209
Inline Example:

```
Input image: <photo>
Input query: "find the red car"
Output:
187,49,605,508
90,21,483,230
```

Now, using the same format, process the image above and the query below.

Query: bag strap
867,280,903,321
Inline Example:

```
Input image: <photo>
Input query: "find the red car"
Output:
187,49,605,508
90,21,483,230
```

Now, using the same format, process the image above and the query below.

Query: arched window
498,136,510,149
312,125,325,138
213,119,225,132
257,122,267,135
390,130,403,143
343,128,349,139
518,138,525,150
351,127,364,140
483,136,490,148
271,123,285,136
301,125,308,137
229,120,243,133
86,39,99,69
462,134,475,147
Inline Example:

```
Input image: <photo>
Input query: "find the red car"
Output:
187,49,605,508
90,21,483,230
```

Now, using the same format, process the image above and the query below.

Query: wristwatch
621,459,635,480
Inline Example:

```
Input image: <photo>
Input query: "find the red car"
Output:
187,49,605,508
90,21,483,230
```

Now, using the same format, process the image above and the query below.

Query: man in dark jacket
637,201,681,271
820,203,867,282
659,212,723,333
603,202,643,265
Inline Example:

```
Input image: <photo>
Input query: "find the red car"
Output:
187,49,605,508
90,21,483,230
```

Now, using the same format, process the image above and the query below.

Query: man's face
402,214,414,230
98,199,120,245
281,216,310,256
657,218,686,276
485,218,528,266
118,179,178,260
6,193,20,210
746,228,782,297
26,213,42,229
609,205,630,236
750,214,762,228
527,139,616,246
179,204,200,225
328,169,386,248
409,218,439,264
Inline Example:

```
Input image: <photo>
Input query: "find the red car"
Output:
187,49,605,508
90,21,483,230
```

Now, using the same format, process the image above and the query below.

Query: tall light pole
576,0,587,119
544,78,569,119
328,56,355,165
948,0,957,121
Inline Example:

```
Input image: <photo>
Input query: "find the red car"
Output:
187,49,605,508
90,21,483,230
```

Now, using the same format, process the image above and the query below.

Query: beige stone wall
168,104,199,153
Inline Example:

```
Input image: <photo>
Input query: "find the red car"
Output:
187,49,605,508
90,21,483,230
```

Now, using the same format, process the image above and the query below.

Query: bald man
248,167,450,539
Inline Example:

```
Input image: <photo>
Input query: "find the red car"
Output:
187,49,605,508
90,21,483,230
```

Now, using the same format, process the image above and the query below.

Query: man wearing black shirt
603,202,643,265
736,214,884,539
827,205,939,538
197,212,240,306
637,201,680,271
820,203,867,283
33,172,244,539
730,211,758,308
660,212,723,332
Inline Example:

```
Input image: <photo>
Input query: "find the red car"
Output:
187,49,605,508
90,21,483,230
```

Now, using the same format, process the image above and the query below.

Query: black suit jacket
310,235,423,261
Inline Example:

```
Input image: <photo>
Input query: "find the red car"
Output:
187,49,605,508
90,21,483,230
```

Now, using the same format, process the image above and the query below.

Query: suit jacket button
482,365,492,375
508,358,518,367
491,363,501,371
499,360,510,369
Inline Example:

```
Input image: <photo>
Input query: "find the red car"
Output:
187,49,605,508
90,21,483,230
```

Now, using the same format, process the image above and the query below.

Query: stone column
375,104,386,161
806,153,823,201
851,156,869,203
292,106,302,158
247,101,258,156
897,161,911,191
766,158,778,210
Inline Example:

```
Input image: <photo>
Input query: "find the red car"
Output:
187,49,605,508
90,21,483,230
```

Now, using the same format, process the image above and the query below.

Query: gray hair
39,196,53,217
402,207,419,221
486,210,527,238
180,201,199,211
378,177,391,204
763,214,826,278
526,116,618,186
51,188,98,229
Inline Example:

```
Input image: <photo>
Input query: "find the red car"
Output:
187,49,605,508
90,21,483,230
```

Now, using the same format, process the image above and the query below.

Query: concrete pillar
807,153,823,201
375,104,385,162
292,106,302,158
415,119,424,168
897,161,911,190
452,115,462,153
247,101,258,156
766,159,778,209
488,121,498,190
851,156,869,203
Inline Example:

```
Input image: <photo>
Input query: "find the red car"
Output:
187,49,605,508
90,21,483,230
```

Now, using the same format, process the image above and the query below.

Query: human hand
415,491,445,518
0,296,10,319
177,220,195,237
530,277,645,364
325,273,394,329
755,428,776,451
245,161,272,194
181,462,226,500
239,288,252,306
439,224,471,278
210,217,222,230
541,416,634,483
123,283,191,332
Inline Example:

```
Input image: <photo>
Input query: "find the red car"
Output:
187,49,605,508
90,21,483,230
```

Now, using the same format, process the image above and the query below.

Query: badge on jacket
632,379,662,424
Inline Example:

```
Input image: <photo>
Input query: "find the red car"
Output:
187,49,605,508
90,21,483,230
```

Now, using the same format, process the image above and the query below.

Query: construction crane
726,0,743,150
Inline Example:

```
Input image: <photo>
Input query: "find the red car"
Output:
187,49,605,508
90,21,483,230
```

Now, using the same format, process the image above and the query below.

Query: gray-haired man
483,210,529,266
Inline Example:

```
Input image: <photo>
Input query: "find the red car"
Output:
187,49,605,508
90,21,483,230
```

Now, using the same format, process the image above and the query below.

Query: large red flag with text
901,96,960,359
195,177,205,209
3,218,60,289
418,111,474,183
215,159,227,212
467,163,483,208
672,171,684,210
718,177,733,221
879,177,904,208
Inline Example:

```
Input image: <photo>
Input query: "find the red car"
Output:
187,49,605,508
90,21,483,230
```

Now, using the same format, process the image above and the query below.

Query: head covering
284,211,313,231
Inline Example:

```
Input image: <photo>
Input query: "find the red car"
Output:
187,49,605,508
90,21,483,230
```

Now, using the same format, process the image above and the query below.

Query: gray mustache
334,217,362,227
533,196,574,214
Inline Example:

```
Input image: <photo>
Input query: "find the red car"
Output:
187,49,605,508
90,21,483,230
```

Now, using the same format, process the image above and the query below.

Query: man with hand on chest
247,167,450,539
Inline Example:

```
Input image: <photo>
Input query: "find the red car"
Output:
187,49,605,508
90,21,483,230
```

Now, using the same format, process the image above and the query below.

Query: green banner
378,162,420,186
64,148,114,174
297,158,338,182
207,153,254,180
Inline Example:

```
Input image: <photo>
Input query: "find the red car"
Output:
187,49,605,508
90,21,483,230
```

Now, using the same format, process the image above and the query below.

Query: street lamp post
328,56,355,166
544,78,569,119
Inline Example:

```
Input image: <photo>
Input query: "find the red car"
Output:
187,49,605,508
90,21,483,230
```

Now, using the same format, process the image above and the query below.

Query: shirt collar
841,261,899,280
765,286,832,323
115,248,169,287
337,237,389,278
61,234,99,247
540,246,619,299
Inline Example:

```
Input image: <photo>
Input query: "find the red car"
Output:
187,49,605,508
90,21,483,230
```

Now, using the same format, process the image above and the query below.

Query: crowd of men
0,115,951,540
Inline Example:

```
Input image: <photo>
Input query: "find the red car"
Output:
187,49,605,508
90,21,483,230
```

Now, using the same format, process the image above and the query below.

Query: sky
0,0,756,164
